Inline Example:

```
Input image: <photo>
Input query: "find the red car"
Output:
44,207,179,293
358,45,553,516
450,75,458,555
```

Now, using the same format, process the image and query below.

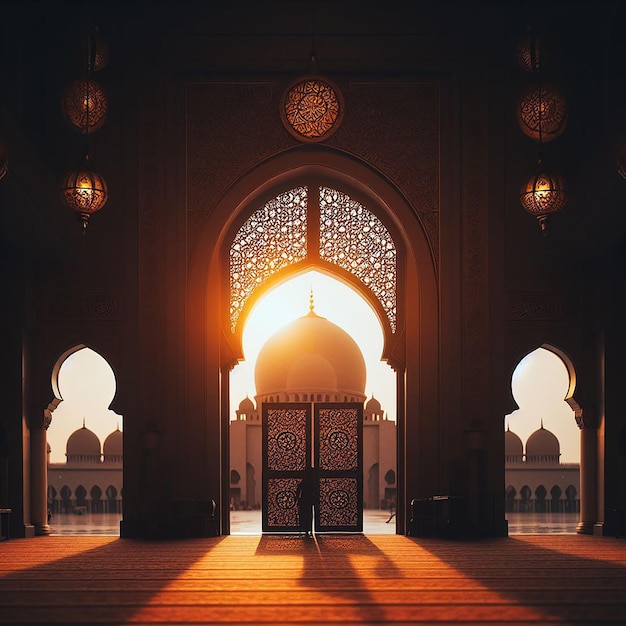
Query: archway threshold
231,509,397,535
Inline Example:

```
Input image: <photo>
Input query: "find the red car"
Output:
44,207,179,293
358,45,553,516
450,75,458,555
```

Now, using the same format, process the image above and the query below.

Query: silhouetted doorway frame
187,146,440,536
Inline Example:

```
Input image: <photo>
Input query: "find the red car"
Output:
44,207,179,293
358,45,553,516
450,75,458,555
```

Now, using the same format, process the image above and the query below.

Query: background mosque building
505,423,580,514
230,304,397,512
47,424,123,515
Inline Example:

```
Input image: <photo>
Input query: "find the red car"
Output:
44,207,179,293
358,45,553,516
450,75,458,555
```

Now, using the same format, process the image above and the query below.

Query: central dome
254,310,366,399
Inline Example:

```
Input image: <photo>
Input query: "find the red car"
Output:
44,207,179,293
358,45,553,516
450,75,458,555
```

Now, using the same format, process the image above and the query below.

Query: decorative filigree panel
318,477,359,528
281,77,343,142
319,187,397,332
230,187,307,331
266,407,307,472
266,478,301,528
317,407,358,471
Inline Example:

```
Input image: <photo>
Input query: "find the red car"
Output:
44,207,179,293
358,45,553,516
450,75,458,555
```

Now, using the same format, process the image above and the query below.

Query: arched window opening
520,485,532,512
535,485,547,513
46,346,123,534
105,485,119,514
384,469,396,485
90,485,103,513
565,485,578,513
60,485,72,514
505,346,580,533
75,485,87,510
550,485,562,513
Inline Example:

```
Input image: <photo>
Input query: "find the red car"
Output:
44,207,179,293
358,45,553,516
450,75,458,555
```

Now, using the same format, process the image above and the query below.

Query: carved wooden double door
262,402,363,533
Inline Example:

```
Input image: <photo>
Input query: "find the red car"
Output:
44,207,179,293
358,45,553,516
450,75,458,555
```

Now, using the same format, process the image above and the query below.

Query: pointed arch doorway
187,148,439,536
230,269,397,534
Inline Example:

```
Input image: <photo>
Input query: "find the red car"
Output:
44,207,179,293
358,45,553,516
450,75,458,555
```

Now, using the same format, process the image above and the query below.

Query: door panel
315,403,363,532
262,402,363,533
262,403,311,532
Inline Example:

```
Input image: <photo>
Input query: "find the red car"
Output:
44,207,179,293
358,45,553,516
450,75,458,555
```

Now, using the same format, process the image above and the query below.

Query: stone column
30,413,51,536
577,418,597,535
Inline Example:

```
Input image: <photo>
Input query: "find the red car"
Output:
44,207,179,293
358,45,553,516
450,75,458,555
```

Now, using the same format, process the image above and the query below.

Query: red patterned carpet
1,534,625,624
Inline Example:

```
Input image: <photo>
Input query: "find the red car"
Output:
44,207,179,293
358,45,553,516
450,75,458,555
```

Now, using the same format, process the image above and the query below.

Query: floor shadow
0,536,225,624
415,534,626,623
257,533,403,623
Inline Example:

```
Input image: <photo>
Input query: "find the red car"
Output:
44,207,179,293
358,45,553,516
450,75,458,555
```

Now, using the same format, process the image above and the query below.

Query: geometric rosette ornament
281,76,343,142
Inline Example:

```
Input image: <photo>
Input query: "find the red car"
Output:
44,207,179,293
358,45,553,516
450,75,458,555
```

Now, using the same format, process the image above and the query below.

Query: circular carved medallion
328,489,349,509
275,490,297,509
327,430,349,450
276,431,297,451
281,76,343,142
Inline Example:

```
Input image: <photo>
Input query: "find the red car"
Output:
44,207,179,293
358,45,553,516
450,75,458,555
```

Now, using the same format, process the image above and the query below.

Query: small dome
505,428,523,457
103,428,123,458
366,396,382,412
238,396,255,412
66,424,101,462
526,423,560,462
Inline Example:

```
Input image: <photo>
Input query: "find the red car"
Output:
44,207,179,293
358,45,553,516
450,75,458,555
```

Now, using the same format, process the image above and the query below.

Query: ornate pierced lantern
62,80,108,134
0,138,7,181
281,76,344,142
517,83,567,143
520,169,568,232
60,158,108,231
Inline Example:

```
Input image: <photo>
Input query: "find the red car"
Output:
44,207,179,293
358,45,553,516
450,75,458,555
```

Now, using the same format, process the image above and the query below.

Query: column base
576,520,595,535
35,523,51,536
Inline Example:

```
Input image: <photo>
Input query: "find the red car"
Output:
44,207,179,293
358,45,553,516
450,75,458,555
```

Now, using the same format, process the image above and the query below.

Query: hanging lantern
0,138,7,181
520,169,568,232
516,33,541,72
62,79,108,134
517,83,567,143
60,157,108,231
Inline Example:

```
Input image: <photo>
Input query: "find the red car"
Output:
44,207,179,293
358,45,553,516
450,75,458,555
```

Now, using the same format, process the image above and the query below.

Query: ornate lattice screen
229,187,308,332
228,184,397,333
262,404,310,532
314,403,363,532
262,402,363,533
319,187,397,332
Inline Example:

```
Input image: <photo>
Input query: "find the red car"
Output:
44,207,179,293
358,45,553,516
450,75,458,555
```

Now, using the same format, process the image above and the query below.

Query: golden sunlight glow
230,270,396,419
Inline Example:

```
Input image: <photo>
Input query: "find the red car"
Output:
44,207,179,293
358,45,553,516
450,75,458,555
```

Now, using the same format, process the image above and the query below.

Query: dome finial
309,288,315,313
82,417,86,429
540,417,544,429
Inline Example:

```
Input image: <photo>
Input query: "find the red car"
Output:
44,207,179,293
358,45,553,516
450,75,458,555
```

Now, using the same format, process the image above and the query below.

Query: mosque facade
47,425,123,515
505,425,580,513
229,306,397,512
